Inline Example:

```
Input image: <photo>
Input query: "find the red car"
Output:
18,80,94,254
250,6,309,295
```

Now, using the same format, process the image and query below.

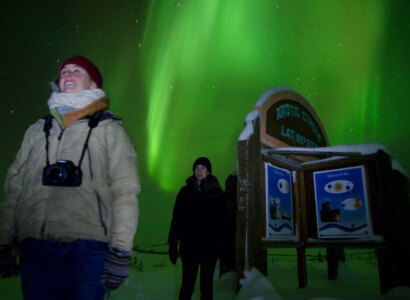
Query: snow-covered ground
1,246,410,299
111,248,410,300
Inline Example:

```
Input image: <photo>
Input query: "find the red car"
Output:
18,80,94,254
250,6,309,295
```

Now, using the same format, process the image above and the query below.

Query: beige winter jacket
0,112,140,252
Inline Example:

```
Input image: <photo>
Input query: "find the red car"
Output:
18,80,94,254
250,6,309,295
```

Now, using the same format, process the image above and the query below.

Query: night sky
1,0,409,238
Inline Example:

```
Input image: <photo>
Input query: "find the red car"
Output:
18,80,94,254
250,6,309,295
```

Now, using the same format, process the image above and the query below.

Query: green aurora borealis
1,0,410,238
141,0,409,191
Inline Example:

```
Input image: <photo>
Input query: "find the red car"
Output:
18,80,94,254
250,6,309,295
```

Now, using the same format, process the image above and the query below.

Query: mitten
168,245,178,265
0,245,19,278
100,247,131,291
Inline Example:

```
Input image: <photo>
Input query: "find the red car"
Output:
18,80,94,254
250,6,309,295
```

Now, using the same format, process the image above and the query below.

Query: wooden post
297,168,308,288
236,112,267,291
220,174,238,277
297,247,307,288
326,247,344,280
376,151,410,293
378,246,410,294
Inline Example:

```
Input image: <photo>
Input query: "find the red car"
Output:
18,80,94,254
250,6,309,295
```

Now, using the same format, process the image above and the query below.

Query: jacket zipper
41,119,66,239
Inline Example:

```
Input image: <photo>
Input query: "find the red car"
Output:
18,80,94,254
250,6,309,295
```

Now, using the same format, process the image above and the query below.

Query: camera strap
43,115,53,166
77,111,104,167
43,111,104,169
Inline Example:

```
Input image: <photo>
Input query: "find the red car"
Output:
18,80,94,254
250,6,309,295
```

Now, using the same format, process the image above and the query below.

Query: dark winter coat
168,174,228,258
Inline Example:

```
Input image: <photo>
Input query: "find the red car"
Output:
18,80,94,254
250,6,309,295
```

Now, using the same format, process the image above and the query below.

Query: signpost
235,85,410,294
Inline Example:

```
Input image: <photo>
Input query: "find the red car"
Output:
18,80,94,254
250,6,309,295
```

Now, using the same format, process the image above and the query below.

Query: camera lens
42,160,81,186
46,165,67,184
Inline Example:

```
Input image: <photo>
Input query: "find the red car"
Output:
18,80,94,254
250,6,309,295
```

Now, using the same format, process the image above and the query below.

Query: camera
42,160,82,186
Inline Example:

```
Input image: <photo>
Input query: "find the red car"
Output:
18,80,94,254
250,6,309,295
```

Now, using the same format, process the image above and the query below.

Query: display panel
265,162,294,238
313,165,372,238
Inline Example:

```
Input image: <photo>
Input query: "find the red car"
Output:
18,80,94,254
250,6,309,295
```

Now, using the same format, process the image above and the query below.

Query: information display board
313,165,372,238
265,162,294,237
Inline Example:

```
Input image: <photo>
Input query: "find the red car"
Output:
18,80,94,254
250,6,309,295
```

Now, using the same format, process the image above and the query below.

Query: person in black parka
168,157,228,300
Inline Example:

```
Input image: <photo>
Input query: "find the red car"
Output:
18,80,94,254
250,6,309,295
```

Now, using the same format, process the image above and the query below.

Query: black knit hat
193,157,212,174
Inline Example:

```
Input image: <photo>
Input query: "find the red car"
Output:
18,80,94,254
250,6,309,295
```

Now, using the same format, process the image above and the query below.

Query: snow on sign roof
254,85,295,107
274,142,389,156
271,143,406,175
238,109,259,141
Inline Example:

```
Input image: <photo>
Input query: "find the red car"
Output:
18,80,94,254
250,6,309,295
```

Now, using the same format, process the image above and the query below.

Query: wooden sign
254,86,329,151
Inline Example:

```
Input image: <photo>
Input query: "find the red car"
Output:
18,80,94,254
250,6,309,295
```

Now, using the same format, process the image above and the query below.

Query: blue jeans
19,238,108,300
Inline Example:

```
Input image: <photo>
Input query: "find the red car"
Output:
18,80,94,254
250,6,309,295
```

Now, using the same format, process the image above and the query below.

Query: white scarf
47,89,107,114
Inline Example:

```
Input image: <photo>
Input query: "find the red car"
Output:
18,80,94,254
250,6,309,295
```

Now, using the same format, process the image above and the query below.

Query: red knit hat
58,56,103,88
